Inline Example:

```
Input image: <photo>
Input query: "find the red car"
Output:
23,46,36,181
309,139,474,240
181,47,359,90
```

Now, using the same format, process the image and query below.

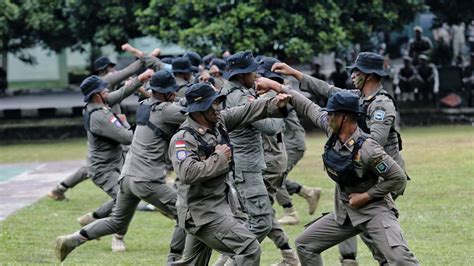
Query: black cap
224,50,258,80
203,53,216,67
80,75,108,102
324,91,363,114
183,51,202,72
93,56,116,72
161,57,173,65
182,83,226,113
347,52,388,77
209,58,227,74
149,70,179,93
256,57,284,84
172,57,193,74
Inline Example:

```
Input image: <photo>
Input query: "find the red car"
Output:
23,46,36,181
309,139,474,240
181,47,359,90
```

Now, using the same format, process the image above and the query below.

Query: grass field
0,126,473,265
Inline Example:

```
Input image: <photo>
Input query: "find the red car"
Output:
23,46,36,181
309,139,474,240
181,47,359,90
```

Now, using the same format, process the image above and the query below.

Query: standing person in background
409,26,433,66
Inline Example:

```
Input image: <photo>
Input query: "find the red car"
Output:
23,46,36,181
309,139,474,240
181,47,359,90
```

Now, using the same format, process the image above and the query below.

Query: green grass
0,126,473,265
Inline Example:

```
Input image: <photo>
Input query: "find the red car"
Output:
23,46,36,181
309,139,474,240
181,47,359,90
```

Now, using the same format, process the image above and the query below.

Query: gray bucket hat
182,83,226,113
347,52,388,77
224,50,258,80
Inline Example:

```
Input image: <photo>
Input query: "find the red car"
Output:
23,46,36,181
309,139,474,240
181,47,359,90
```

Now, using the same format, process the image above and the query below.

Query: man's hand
198,72,211,82
348,192,372,209
138,69,154,82
255,77,282,94
117,114,127,123
215,144,232,160
121,43,144,58
275,93,292,108
271,62,303,81
150,48,161,57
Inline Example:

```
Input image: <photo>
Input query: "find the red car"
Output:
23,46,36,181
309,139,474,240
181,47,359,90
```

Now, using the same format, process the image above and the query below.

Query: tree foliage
425,0,474,25
137,0,425,62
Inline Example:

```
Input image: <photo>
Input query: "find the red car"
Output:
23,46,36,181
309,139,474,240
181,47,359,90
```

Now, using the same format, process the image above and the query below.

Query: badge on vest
373,110,385,121
175,140,188,161
375,161,388,174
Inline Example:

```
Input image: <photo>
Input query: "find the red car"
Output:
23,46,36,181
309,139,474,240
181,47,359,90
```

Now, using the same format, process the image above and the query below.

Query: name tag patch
373,110,385,121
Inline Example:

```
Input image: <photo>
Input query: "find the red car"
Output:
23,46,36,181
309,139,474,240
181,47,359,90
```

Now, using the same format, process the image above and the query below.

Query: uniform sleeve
282,86,330,135
90,111,133,145
252,117,284,135
169,131,230,184
107,78,143,106
221,97,287,133
103,59,143,88
142,55,163,71
361,139,407,199
300,73,344,101
162,103,187,126
366,96,397,146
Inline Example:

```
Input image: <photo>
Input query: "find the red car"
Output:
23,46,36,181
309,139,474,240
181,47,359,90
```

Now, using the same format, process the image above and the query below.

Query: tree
426,0,474,25
137,0,425,62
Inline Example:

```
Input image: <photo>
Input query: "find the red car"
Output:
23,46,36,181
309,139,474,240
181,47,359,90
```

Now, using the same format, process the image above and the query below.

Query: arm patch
373,110,385,121
375,161,388,174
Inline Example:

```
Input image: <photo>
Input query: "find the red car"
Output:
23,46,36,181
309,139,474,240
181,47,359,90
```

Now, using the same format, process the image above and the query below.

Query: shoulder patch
373,110,385,121
175,139,188,161
375,161,388,174
176,150,187,161
109,116,123,128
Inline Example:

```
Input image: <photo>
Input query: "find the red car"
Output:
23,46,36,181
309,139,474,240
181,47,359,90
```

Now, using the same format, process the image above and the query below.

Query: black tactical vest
322,134,371,188
135,101,169,140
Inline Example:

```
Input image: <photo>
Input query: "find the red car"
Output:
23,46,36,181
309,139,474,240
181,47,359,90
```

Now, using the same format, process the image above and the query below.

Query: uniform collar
362,84,383,102
185,116,211,135
87,102,107,109
340,128,364,152
175,76,188,86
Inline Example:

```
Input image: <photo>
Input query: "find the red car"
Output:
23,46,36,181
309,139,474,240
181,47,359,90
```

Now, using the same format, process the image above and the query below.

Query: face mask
351,71,367,90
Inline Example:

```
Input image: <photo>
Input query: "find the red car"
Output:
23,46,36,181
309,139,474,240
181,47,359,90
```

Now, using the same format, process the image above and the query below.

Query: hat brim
95,63,116,72
347,65,388,77
257,69,284,83
173,68,193,74
224,61,258,80
150,84,180,94
84,80,108,102
321,107,364,114
191,66,199,73
182,94,226,113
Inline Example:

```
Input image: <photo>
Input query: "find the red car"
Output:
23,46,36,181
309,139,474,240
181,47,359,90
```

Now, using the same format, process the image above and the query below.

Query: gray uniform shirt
300,74,404,169
169,97,286,228
85,78,143,177
221,80,283,171
284,87,406,227
120,98,186,182
283,109,307,152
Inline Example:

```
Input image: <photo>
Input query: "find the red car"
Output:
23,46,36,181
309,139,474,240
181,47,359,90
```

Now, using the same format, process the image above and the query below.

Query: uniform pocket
213,221,256,255
382,218,408,248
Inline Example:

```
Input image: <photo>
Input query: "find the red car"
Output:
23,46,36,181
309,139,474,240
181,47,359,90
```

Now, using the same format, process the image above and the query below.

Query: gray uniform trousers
275,150,305,206
62,166,89,188
82,175,186,253
263,171,290,248
172,215,261,266
295,212,418,266
233,170,273,242
90,170,121,218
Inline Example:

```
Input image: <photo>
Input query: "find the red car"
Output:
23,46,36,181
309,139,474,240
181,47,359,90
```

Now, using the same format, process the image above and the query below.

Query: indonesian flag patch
109,116,123,128
175,140,187,161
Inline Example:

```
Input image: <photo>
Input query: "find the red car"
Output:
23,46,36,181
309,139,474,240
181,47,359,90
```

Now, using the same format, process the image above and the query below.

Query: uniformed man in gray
273,52,407,265
168,83,291,265
220,51,282,245
54,70,187,263
48,51,162,201
173,57,194,98
256,57,322,226
257,79,418,265
72,70,153,250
